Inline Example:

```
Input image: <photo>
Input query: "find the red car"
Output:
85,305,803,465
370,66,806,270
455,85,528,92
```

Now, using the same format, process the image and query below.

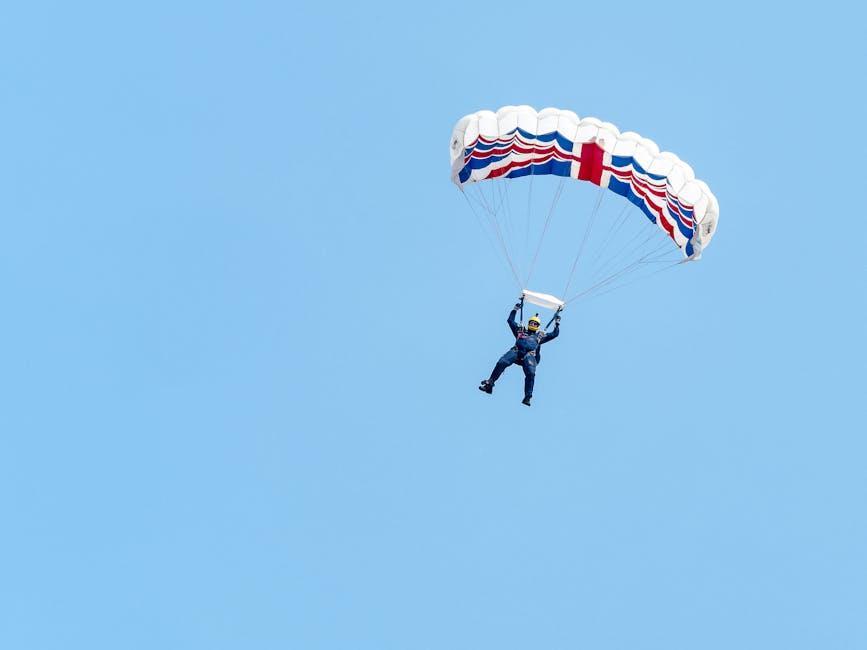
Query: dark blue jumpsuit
488,308,560,399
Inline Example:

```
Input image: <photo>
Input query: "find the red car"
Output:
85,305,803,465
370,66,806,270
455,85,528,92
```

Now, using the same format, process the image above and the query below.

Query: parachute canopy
450,106,719,260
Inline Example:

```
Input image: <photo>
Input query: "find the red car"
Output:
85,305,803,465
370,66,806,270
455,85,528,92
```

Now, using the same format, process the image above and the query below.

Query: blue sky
2,2,865,648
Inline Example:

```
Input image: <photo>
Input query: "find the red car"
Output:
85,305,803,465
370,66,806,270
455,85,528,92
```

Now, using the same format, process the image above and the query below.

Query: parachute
450,106,719,308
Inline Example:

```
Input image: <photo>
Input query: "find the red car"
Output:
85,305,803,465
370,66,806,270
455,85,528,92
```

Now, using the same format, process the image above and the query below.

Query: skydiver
479,298,561,406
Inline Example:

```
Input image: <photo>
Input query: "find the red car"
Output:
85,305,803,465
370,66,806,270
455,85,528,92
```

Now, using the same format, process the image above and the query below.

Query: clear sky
2,2,865,648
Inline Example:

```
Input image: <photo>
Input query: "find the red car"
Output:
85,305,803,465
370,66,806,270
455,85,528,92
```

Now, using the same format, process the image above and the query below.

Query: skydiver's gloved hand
515,296,524,310
555,314,562,325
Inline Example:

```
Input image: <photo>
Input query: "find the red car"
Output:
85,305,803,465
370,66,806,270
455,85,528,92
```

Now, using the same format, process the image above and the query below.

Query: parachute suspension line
495,179,520,274
524,173,534,262
461,187,523,290
582,231,661,298
525,178,565,287
462,187,523,289
566,238,682,303
476,179,511,231
493,183,514,233
566,257,646,303
491,179,521,268
471,178,508,231
562,186,605,297
588,202,632,270
567,232,666,303
476,185,523,289
502,179,518,262
587,218,658,287
475,179,494,214
489,182,506,260
491,180,504,231
460,187,514,281
644,237,682,260
581,259,686,302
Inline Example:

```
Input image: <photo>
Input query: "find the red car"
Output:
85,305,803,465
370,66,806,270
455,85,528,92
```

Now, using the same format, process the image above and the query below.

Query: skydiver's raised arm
541,314,561,344
507,302,521,337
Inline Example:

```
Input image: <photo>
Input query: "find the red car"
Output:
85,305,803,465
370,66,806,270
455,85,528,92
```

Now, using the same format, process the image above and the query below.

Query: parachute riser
545,305,564,330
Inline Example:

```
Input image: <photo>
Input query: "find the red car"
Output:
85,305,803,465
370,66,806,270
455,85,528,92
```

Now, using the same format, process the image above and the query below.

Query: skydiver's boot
522,395,532,407
479,380,494,394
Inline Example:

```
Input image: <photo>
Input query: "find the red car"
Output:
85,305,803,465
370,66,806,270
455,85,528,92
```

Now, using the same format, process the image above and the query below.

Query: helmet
527,314,541,332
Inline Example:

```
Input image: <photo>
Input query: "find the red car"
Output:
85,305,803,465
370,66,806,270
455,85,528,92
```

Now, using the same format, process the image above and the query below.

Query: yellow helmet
527,314,541,332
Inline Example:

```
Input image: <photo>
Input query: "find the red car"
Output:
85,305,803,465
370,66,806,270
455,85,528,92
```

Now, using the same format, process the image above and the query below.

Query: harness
513,329,544,360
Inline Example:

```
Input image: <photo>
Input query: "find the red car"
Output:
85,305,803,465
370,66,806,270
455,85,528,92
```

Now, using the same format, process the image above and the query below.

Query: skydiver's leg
489,349,518,384
521,355,537,399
